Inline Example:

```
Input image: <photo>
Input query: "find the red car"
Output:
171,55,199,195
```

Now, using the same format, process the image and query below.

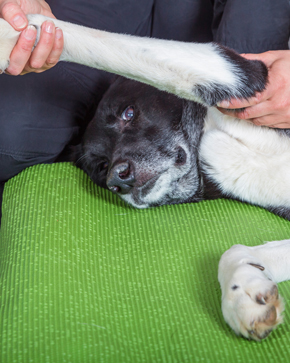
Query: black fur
75,47,290,219
268,206,290,221
76,77,205,207
194,44,268,106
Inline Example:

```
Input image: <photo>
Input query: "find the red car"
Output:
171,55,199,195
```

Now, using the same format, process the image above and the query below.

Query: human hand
0,0,64,75
217,51,290,129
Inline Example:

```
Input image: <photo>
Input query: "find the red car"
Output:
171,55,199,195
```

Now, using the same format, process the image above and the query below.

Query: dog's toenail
256,294,266,305
248,263,265,271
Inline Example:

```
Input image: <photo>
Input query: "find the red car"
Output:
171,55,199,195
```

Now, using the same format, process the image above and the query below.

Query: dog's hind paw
218,245,284,341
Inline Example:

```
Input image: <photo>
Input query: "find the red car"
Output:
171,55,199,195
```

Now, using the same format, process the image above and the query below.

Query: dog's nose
107,161,135,194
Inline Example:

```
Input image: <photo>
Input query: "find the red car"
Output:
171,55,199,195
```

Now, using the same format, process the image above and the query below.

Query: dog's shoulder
199,108,290,218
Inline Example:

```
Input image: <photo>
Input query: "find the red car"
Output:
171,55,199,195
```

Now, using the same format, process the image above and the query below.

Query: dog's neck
200,171,224,200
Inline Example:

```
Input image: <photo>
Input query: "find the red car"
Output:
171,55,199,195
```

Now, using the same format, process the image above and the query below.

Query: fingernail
217,100,230,108
24,25,37,40
55,28,63,39
45,21,54,34
12,15,26,29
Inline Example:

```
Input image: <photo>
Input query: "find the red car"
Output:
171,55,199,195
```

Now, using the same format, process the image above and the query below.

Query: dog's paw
0,55,9,73
0,18,20,73
218,246,284,341
0,15,51,73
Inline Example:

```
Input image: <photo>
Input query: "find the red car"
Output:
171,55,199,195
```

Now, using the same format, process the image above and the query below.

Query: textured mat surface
0,163,290,363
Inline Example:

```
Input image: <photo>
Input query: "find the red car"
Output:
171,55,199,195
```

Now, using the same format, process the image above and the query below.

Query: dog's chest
199,108,290,209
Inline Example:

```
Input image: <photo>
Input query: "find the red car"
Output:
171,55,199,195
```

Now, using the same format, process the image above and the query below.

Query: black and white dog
1,15,290,341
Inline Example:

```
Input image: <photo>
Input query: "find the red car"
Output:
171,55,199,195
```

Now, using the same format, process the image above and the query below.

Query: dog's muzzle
107,161,136,195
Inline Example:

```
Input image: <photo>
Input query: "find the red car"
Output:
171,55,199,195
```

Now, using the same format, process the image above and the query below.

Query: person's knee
0,152,57,182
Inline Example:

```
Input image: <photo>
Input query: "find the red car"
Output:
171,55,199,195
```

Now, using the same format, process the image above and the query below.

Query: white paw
0,14,50,73
0,56,9,73
219,245,284,341
0,18,20,72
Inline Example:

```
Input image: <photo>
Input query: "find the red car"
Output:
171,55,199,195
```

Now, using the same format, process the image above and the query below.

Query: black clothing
212,0,290,53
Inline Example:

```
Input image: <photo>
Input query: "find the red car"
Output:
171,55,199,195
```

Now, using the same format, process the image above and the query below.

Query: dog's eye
121,106,134,122
98,161,109,173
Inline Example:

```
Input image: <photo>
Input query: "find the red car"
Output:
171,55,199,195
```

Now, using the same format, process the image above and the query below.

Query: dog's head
76,78,206,208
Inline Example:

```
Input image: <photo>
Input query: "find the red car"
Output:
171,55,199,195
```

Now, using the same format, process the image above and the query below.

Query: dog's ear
181,100,206,147
54,144,81,163
71,144,92,174
56,144,84,164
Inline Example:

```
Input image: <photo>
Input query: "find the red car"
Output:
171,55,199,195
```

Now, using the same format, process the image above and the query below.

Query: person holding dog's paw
0,0,64,74
218,51,290,129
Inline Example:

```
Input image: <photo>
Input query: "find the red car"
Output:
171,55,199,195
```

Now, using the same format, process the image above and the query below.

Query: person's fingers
251,115,290,129
5,25,37,75
216,50,290,128
22,26,64,74
217,52,278,110
45,28,63,66
217,75,277,116
218,103,290,129
217,98,274,120
26,20,55,70
217,91,265,109
241,51,280,68
217,106,290,128
0,1,28,30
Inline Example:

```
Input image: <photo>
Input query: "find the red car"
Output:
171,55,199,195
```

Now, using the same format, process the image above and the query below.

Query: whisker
75,152,89,165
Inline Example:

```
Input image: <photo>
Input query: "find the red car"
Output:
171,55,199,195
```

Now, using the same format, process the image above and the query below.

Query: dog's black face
77,78,206,208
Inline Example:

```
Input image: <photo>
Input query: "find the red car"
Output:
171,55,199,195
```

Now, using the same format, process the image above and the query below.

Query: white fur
0,15,289,340
1,14,240,104
201,108,290,209
219,240,290,340
121,141,194,208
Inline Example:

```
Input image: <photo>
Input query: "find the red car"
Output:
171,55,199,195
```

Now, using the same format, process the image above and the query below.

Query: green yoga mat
0,163,290,363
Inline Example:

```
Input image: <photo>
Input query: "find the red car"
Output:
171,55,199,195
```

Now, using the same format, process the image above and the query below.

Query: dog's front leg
218,240,290,340
16,14,267,107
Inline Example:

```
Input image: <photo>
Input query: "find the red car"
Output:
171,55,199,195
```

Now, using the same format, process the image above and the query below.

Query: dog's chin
119,188,200,209
117,170,201,209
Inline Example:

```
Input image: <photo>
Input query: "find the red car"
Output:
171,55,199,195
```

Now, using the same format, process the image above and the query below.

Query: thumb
241,52,275,67
0,1,28,30
240,53,260,59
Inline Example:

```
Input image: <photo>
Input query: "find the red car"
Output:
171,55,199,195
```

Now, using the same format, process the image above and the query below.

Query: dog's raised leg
218,239,290,340
0,14,267,106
